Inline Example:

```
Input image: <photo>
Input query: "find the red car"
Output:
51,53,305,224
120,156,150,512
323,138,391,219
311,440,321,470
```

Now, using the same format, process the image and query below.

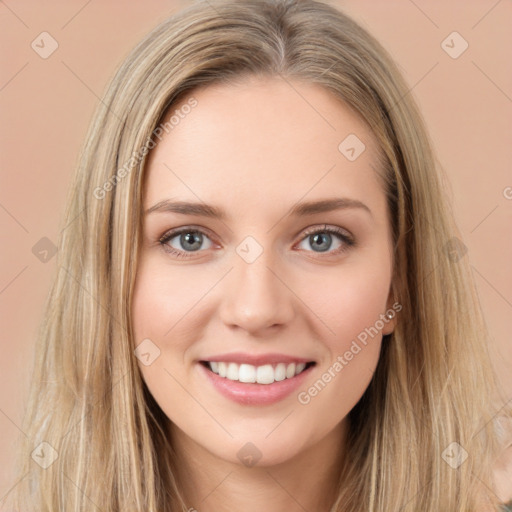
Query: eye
158,224,355,260
295,224,355,255
159,227,214,258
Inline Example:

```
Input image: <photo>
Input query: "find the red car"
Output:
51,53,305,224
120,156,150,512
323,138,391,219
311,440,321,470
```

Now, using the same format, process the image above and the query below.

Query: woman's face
132,76,397,467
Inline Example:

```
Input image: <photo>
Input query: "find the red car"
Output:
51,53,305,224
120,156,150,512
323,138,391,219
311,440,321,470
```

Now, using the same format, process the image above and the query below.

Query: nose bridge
218,241,294,332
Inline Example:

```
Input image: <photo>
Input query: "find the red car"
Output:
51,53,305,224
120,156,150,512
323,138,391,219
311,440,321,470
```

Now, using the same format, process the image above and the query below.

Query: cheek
295,255,391,400
303,258,392,349
294,263,389,424
131,256,209,349
131,258,201,420
130,258,191,383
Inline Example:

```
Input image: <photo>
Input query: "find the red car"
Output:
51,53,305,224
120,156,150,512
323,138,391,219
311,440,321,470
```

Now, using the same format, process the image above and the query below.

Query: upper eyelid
300,224,352,239
159,224,216,242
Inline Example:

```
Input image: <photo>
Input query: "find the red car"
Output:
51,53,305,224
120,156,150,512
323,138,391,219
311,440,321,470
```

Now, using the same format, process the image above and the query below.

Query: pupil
182,232,202,251
311,233,331,252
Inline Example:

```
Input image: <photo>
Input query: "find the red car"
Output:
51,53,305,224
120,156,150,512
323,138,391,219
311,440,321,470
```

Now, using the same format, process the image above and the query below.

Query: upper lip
200,352,315,366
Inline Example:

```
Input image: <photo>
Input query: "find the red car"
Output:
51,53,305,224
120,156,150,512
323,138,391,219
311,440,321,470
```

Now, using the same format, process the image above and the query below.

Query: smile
201,361,315,385
198,355,317,405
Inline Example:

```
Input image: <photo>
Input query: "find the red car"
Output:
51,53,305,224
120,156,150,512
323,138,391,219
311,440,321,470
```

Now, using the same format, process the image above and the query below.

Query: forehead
143,76,386,219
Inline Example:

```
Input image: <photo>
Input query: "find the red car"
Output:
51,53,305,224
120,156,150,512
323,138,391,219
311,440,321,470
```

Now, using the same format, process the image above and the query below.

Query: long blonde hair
11,0,508,510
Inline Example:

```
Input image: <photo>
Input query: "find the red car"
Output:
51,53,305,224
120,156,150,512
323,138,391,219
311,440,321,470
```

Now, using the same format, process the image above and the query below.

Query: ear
382,286,400,336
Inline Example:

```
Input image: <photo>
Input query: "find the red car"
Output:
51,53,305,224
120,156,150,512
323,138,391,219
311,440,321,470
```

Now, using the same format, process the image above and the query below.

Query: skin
131,75,397,512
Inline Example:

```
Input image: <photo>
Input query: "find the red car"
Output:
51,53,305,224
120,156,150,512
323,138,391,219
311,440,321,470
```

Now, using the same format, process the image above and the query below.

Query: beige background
1,0,511,506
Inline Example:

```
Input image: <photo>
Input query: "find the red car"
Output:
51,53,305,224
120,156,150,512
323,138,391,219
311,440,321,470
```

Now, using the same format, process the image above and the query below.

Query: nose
218,248,295,335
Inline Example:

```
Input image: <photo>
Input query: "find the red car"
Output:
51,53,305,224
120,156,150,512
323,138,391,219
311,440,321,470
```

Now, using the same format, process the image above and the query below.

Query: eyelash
158,225,355,260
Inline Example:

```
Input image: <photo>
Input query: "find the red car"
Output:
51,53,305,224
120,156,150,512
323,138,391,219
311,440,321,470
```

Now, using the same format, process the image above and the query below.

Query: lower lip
198,363,315,406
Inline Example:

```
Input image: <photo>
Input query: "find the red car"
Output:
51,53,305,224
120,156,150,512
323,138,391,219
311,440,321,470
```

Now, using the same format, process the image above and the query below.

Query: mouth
199,360,316,385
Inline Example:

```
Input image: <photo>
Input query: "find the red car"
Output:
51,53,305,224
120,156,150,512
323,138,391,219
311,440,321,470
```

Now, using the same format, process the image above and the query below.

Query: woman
12,0,511,510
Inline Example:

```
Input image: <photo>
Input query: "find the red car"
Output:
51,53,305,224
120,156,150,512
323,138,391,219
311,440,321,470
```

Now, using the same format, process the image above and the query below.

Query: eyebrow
145,197,372,219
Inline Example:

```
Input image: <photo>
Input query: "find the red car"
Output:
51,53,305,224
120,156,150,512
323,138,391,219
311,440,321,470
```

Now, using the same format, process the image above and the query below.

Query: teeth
206,361,310,384
256,364,274,384
274,363,286,381
295,362,306,375
239,364,256,383
226,362,239,380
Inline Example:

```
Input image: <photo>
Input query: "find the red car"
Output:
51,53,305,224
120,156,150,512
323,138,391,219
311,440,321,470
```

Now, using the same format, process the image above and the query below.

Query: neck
168,420,347,512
